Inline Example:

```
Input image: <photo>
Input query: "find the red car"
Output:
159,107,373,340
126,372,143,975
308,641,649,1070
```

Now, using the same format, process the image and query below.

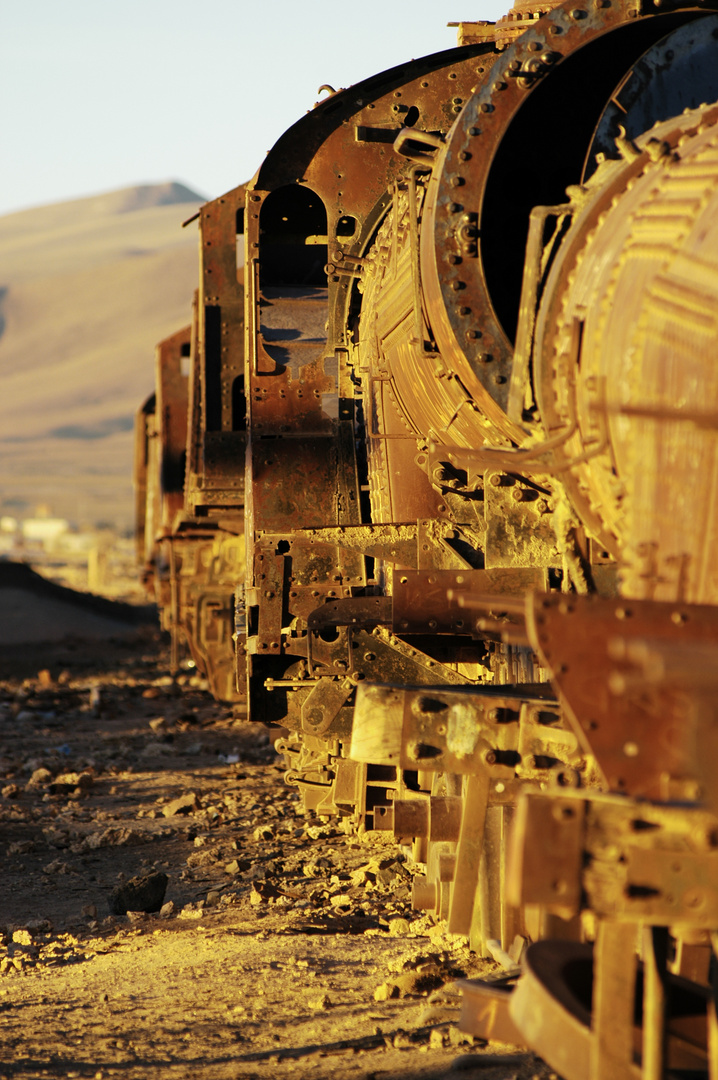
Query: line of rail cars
136,1,718,1073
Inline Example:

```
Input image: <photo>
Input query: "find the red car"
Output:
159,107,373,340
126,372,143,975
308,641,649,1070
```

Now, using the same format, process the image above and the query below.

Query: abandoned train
135,0,718,1074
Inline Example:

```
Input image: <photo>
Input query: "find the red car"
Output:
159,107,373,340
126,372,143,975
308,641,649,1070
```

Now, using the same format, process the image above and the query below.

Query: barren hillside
0,182,207,532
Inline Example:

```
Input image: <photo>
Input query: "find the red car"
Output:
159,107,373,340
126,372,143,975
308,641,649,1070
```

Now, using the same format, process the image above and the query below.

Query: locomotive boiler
136,0,718,1073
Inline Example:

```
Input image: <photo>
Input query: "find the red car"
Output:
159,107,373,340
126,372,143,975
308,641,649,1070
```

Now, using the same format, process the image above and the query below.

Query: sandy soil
0,631,554,1080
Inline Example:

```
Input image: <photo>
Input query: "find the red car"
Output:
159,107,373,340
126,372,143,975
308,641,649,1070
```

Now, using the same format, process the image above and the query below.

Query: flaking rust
136,1,718,1074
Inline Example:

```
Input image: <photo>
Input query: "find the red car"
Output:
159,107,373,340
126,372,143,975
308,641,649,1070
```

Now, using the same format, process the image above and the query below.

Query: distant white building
22,517,69,544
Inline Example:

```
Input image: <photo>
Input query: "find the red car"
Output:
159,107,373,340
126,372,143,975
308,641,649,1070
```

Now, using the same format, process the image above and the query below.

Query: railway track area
0,632,549,1080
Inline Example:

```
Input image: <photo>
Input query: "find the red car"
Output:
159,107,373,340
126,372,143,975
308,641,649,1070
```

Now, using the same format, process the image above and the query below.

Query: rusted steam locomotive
136,0,718,1074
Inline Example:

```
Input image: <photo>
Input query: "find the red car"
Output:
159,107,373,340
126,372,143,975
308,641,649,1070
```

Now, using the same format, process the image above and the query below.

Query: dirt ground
0,629,555,1080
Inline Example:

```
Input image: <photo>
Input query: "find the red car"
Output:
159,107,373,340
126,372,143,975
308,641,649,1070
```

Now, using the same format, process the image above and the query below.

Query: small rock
329,894,352,910
7,840,35,856
159,901,175,918
305,824,335,840
162,793,199,817
253,825,274,842
429,1029,445,1049
309,993,332,1010
109,871,168,915
377,861,408,887
12,929,32,946
186,850,217,868
37,669,53,687
142,688,160,699
25,919,51,934
388,917,411,937
148,717,168,732
179,903,204,920
205,891,221,907
393,1031,413,1049
374,982,400,1002
1,784,21,800
43,859,71,875
55,771,93,790
81,905,98,921
395,968,446,997
448,1025,476,1048
28,768,53,787
250,881,281,905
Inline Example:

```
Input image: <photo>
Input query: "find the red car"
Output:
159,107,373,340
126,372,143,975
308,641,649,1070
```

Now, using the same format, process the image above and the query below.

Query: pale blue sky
2,0,508,217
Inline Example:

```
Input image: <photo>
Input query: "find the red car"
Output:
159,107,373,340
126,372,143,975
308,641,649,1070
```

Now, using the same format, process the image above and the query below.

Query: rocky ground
0,629,555,1080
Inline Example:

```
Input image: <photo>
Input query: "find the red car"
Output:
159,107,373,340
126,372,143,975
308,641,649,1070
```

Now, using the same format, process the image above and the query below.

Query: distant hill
0,182,208,532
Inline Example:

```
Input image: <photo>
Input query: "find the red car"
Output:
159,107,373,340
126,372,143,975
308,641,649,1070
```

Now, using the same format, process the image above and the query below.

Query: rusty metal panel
155,325,191,531
250,438,338,532
526,592,718,797
483,472,560,569
186,185,247,513
392,567,546,635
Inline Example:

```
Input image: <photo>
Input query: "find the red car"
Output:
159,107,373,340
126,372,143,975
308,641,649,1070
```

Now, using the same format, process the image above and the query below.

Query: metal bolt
478,352,493,364
450,176,465,187
537,499,549,514
480,102,494,113
466,329,481,340
450,202,463,213
458,150,471,161
512,487,526,502
451,280,465,291
447,254,461,265
490,474,503,487
459,306,471,316
493,374,506,384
